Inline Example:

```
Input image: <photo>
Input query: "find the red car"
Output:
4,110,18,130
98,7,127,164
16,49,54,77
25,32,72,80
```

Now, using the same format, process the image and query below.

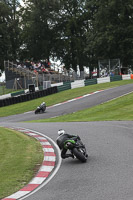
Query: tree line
0,0,133,74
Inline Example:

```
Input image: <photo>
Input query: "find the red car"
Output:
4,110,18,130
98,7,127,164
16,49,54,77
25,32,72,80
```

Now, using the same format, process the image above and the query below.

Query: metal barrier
84,79,97,86
57,82,71,92
110,75,122,82
0,86,58,107
0,74,132,107
11,90,25,97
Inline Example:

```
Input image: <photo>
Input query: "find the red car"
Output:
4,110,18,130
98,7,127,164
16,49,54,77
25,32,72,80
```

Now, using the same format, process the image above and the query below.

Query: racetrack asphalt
1,83,133,200
1,83,133,123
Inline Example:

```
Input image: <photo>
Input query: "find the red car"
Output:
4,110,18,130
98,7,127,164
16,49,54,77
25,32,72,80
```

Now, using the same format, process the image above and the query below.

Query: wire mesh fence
0,61,88,96
0,81,22,96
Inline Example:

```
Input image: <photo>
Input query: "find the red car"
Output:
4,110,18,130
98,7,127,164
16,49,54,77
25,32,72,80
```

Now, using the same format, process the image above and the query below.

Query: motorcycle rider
35,102,46,114
56,129,80,159
40,102,46,110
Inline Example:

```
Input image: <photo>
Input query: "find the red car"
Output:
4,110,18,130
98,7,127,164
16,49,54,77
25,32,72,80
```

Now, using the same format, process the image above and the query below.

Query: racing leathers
56,133,80,159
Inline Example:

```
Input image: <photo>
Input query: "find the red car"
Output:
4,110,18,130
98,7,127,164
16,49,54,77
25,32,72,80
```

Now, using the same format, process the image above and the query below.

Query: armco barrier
0,86,58,107
84,79,97,86
11,90,25,97
63,81,71,85
122,74,131,80
110,75,122,82
57,82,71,92
71,80,84,89
97,77,110,84
0,73,133,108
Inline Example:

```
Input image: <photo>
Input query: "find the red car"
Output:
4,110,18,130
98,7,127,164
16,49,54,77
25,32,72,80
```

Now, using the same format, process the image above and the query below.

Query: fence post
36,73,39,87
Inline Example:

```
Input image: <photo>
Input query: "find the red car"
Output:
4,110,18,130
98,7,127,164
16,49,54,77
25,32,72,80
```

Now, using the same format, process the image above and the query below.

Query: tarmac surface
0,83,133,123
1,83,133,200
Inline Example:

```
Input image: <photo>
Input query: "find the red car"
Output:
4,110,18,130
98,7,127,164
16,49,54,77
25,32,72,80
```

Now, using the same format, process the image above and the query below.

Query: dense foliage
0,0,21,70
0,0,133,71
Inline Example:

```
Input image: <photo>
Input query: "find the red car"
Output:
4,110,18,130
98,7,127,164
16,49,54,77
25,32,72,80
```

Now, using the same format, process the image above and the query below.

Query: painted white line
101,91,133,104
37,136,46,140
49,103,62,107
23,90,104,114
93,91,100,94
50,115,63,119
24,111,33,114
27,133,38,136
23,88,130,114
83,94,92,97
47,90,104,109
67,99,76,102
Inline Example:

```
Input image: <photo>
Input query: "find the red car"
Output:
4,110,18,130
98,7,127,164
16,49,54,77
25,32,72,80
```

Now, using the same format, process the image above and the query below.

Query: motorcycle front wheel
73,148,87,163
35,108,40,114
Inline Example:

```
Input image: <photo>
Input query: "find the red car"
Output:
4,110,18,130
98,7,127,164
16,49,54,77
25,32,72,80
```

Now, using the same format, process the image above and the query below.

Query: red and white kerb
2,128,56,200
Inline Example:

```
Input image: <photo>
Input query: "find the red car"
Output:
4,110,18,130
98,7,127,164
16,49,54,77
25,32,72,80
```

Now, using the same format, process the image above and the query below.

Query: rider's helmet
58,129,65,136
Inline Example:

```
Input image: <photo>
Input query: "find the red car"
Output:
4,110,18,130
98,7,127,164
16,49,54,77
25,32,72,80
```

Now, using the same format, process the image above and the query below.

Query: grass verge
0,79,133,117
0,86,13,96
0,127,44,199
28,92,133,122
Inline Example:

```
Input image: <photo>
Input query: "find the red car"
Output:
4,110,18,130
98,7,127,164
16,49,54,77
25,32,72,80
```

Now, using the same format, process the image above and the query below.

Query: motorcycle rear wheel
73,148,87,163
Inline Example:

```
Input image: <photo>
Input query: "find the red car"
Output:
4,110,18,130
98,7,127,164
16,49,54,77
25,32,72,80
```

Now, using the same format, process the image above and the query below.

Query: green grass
0,86,14,96
30,92,133,122
0,85,23,96
0,80,133,198
0,79,133,117
0,127,44,199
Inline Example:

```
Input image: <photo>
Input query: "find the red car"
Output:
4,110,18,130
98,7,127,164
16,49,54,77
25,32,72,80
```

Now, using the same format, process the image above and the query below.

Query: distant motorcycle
35,102,46,114
64,138,88,162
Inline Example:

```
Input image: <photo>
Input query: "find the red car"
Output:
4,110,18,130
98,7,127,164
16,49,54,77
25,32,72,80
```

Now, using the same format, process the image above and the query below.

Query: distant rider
40,102,46,110
56,129,80,159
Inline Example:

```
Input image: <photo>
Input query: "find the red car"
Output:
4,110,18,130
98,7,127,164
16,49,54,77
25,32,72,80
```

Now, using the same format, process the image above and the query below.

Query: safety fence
57,82,71,92
0,74,132,107
84,78,97,86
0,86,57,107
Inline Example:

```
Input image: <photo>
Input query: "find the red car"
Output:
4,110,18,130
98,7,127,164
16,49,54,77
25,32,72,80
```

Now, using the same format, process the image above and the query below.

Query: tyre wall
0,86,58,107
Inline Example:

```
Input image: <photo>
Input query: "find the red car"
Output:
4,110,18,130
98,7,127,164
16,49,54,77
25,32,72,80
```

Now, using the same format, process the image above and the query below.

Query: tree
0,1,11,70
85,0,133,68
20,0,60,61
2,0,133,75
0,0,21,70
52,0,89,72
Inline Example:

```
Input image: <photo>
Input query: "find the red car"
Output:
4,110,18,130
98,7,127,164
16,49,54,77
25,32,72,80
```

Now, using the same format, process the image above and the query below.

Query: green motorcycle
64,138,88,162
